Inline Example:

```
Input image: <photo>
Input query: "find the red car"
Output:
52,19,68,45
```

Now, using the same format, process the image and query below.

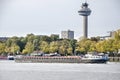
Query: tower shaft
83,16,88,38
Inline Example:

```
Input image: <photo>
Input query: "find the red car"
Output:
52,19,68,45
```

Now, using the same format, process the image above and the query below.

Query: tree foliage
0,32,120,56
0,42,5,55
22,42,34,54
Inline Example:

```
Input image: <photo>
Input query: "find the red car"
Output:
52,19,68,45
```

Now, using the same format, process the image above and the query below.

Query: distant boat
81,53,109,63
7,55,14,60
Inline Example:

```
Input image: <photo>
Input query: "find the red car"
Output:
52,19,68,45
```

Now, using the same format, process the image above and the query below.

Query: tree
0,43,5,55
6,39,12,47
89,41,96,52
10,44,20,54
18,37,26,52
70,39,77,55
76,39,93,54
49,41,59,53
50,34,59,41
104,39,114,52
33,39,39,51
22,42,34,54
40,36,52,42
39,41,49,53
67,47,72,55
4,37,20,54
26,33,35,42
95,39,114,53
58,39,72,56
96,41,105,53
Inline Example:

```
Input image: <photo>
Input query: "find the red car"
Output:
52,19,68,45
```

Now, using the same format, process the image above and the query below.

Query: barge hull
15,56,108,63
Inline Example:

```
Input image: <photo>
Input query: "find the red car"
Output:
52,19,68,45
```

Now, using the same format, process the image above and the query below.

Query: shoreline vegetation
0,31,120,57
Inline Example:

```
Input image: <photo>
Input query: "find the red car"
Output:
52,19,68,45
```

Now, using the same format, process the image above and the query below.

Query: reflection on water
0,61,120,80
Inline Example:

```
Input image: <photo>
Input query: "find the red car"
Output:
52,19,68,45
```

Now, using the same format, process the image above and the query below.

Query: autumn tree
22,42,34,54
59,39,72,56
76,39,93,54
0,42,6,55
39,41,49,53
49,41,59,53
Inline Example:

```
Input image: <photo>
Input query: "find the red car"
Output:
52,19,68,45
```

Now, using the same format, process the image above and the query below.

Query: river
0,60,120,80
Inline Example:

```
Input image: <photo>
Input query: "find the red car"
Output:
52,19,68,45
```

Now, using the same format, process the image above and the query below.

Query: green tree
96,41,105,53
50,35,59,41
18,37,26,52
49,41,59,53
0,43,6,55
40,36,52,42
5,37,20,54
76,39,93,54
59,39,72,56
22,42,34,54
33,39,39,51
95,39,114,53
6,39,12,47
26,33,35,42
67,47,72,55
70,39,77,55
89,41,96,52
104,39,114,52
39,41,49,53
10,44,20,54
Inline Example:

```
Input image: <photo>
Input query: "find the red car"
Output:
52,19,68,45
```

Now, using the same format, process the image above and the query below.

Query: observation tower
78,2,91,39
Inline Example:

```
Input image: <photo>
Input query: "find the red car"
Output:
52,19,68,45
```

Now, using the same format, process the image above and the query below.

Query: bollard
113,57,114,62
117,57,119,62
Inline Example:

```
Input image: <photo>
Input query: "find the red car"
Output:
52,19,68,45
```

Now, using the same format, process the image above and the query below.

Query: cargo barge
15,56,81,63
14,53,109,63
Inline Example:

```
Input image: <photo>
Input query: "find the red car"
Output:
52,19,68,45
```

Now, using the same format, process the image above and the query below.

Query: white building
61,30,74,39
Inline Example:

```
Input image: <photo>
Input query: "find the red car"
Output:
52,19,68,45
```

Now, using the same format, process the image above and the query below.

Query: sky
0,0,120,39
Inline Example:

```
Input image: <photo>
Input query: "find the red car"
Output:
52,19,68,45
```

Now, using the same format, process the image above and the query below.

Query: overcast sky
0,0,120,39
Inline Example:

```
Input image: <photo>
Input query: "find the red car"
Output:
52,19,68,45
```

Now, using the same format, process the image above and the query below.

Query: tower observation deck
78,2,91,39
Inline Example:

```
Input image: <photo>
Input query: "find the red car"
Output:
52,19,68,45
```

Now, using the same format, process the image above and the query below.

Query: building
110,29,120,39
61,30,74,39
94,29,120,40
0,37,8,42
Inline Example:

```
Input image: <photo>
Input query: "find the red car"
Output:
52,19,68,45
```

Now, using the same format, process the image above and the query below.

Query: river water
0,60,120,80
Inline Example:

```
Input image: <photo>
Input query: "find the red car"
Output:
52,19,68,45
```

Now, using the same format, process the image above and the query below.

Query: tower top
78,2,92,39
78,2,91,16
82,3,88,8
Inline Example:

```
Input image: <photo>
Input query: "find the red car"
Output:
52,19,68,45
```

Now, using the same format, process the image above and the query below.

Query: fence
109,57,120,62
